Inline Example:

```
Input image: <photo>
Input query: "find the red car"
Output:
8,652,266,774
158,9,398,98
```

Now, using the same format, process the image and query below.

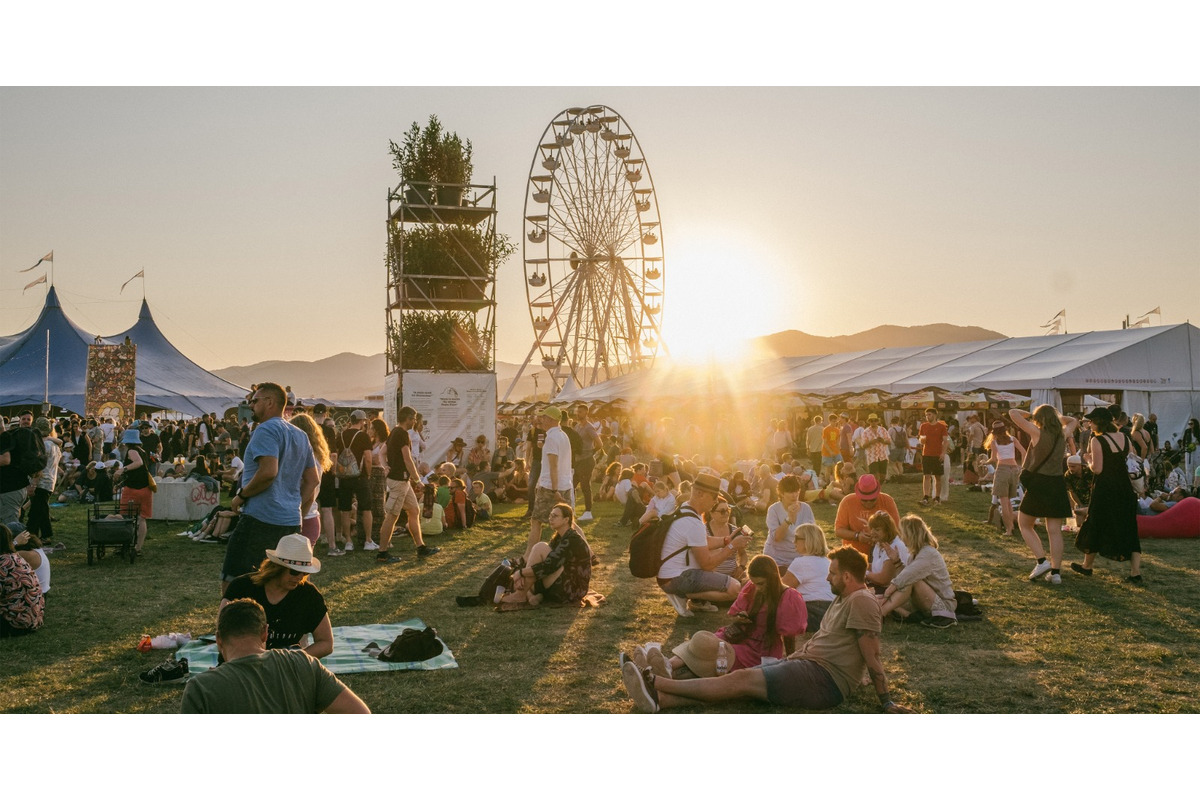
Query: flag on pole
1140,306,1161,317
23,273,47,293
19,251,53,273
1043,309,1065,325
120,269,145,294
1131,316,1151,328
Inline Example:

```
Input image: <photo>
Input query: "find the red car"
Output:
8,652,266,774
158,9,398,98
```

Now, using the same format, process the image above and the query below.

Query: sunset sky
2,29,1197,375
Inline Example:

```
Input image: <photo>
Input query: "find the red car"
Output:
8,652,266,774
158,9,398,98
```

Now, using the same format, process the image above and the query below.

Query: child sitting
471,480,492,521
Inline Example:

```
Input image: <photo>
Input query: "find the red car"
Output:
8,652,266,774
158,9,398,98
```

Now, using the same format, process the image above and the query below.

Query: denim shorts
220,514,300,582
663,568,731,596
759,658,844,709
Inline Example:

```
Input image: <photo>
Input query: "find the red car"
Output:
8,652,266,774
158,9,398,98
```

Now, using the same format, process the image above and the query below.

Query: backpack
14,429,48,477
455,558,516,607
891,426,907,449
334,430,361,478
378,626,443,662
628,508,700,578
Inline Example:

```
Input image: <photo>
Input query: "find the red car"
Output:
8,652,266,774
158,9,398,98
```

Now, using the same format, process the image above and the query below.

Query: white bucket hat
265,533,321,574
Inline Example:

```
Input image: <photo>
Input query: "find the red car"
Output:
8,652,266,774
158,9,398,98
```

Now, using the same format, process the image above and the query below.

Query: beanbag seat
1137,496,1200,539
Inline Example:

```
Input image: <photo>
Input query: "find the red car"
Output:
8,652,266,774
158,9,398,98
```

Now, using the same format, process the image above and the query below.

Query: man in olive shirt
181,599,369,714
621,547,908,713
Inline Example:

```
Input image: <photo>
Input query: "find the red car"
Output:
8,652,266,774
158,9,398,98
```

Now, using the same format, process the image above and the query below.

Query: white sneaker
648,648,674,679
665,593,694,617
579,511,594,521
621,662,659,713
1028,560,1053,581
632,645,650,671
687,599,720,613
364,541,379,551
343,540,354,552
1045,572,1062,585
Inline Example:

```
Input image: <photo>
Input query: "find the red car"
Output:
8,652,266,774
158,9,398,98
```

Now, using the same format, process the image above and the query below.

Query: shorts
821,455,842,469
921,455,944,476
318,471,337,508
384,478,417,515
337,474,371,512
221,514,300,583
758,658,844,709
662,568,730,596
532,486,563,523
992,464,1019,498
120,486,154,519
300,514,320,544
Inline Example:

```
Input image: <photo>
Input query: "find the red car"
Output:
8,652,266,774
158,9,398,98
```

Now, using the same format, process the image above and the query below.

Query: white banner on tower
401,371,496,466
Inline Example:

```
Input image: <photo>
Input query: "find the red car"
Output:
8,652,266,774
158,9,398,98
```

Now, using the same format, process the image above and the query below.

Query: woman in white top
864,510,910,591
762,474,816,569
781,523,835,628
986,419,1026,537
14,530,50,596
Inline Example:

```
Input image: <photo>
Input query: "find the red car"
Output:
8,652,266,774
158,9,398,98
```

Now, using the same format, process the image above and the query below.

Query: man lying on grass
621,546,910,713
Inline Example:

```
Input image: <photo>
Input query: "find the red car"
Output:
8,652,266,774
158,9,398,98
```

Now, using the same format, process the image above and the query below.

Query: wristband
236,489,246,501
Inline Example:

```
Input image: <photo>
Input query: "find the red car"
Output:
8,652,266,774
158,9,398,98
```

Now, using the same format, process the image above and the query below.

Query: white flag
18,250,53,273
1140,306,1161,317
23,273,47,292
120,269,145,294
1044,308,1065,325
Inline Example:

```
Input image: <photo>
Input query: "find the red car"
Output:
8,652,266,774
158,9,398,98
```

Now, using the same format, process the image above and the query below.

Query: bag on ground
379,626,443,662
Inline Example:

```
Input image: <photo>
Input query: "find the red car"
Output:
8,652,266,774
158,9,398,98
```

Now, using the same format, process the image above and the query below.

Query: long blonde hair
290,413,331,472
795,523,829,557
898,514,938,555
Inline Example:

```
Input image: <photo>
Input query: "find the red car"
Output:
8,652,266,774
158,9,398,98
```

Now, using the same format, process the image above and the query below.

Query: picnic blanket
175,619,458,675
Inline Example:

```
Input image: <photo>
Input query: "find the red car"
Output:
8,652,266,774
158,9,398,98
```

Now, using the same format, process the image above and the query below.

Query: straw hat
671,630,729,678
265,533,321,574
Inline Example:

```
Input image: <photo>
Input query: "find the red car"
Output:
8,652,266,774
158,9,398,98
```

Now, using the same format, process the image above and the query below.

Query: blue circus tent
0,286,246,417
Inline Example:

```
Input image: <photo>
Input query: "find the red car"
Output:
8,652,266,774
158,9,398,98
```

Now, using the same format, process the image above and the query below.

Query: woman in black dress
1072,407,1142,583
1009,405,1078,584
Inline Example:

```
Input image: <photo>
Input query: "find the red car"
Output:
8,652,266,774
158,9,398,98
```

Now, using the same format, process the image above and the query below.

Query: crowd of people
4,387,1198,712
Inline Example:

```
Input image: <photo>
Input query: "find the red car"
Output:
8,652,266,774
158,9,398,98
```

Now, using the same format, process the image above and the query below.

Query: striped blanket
175,619,458,675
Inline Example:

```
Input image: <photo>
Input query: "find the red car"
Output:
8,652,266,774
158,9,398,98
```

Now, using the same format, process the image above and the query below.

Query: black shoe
1124,574,1143,584
918,497,931,506
139,656,189,685
1070,562,1093,576
417,545,440,558
921,615,957,629
376,552,402,564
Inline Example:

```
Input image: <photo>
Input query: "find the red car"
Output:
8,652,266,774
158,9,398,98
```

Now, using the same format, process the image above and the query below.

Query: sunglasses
712,507,731,514
285,567,306,577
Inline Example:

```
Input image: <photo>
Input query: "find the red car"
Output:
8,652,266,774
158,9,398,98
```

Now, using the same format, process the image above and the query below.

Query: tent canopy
0,287,247,417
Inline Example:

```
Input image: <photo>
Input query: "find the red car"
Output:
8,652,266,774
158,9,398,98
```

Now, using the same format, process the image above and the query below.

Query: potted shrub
436,130,473,207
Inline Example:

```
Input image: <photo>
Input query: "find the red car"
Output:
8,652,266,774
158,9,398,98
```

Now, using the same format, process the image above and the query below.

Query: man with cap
834,474,899,556
656,472,747,616
181,597,369,714
623,545,909,713
335,410,375,551
528,406,573,554
220,382,319,594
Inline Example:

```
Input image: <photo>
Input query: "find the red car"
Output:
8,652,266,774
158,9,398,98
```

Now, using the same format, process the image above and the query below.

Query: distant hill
213,324,1006,403
755,324,1004,358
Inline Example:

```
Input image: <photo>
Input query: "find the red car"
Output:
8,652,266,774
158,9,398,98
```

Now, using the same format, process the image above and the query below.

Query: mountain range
212,323,1005,403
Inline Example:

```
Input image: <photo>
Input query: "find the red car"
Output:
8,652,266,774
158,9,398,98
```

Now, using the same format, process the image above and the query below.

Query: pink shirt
717,583,808,670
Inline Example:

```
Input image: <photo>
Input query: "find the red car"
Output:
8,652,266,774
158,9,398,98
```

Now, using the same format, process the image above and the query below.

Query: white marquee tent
556,324,1200,441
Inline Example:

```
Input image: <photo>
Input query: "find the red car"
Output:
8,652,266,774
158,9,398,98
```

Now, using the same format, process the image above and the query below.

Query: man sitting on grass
181,599,370,714
623,546,909,713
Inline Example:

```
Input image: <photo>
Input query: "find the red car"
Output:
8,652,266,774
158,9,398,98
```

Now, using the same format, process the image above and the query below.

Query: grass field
4,478,1199,715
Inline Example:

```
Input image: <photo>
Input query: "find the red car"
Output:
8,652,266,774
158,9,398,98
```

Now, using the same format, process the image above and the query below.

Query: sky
2,19,1198,378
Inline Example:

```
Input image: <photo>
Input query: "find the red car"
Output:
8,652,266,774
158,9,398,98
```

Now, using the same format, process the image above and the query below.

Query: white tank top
993,441,1017,462
32,548,50,595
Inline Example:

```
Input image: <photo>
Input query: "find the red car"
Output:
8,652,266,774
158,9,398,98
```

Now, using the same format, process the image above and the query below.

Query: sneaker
632,644,651,671
1045,572,1062,585
686,599,719,613
648,648,674,679
664,593,694,617
1028,560,1053,581
327,548,346,557
139,656,189,685
343,540,354,552
1124,574,1144,584
375,553,401,564
363,541,380,551
918,497,931,506
1070,562,1093,576
620,662,659,713
618,650,633,670
921,615,957,629
416,545,440,558
579,511,594,521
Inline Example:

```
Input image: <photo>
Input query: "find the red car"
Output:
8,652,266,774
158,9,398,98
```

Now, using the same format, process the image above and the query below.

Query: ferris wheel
519,104,665,395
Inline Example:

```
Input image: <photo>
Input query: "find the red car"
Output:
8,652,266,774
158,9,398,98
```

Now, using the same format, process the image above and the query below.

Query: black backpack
455,558,517,607
378,626,444,662
14,429,48,477
628,508,699,578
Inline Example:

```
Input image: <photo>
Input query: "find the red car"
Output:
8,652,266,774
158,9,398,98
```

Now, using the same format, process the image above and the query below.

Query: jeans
220,514,300,582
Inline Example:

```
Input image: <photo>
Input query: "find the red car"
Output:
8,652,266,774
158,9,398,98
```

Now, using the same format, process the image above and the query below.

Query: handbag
147,474,158,493
1019,432,1060,490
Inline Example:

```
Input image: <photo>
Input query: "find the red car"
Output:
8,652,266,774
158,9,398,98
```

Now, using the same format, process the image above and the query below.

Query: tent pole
43,329,50,415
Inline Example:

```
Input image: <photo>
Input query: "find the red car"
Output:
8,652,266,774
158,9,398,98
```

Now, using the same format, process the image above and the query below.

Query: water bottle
715,640,729,676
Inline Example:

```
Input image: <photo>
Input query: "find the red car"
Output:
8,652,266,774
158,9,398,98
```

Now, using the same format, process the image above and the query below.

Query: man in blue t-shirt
219,382,318,593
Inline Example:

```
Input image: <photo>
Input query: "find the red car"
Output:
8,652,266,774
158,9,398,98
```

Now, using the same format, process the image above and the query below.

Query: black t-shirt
0,428,38,492
340,428,371,464
386,426,412,481
223,575,328,649
122,446,150,489
75,432,93,465
563,425,584,465
141,432,161,458
526,426,545,475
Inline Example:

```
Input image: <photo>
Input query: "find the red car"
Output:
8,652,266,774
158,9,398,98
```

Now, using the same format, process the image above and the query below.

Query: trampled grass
3,478,1198,714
